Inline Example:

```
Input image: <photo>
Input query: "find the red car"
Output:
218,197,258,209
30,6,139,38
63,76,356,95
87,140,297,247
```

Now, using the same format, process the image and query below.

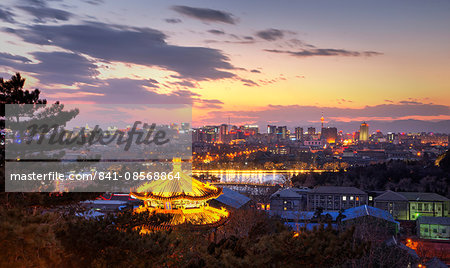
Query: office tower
267,125,277,134
359,122,369,142
295,127,303,141
219,124,228,142
242,124,259,135
321,127,337,144
192,128,204,143
276,126,287,139
307,127,316,135
203,126,218,143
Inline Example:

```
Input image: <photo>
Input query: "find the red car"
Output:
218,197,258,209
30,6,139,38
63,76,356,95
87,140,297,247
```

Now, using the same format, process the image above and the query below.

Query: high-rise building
203,126,218,143
276,126,287,139
295,127,303,141
192,128,205,142
267,125,277,134
307,127,316,135
321,127,337,144
359,122,369,142
242,124,259,135
219,124,228,143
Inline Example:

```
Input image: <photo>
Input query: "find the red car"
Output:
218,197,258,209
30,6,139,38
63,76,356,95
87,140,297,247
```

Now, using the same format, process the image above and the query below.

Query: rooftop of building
270,187,310,199
214,187,251,209
375,190,449,202
309,186,367,195
343,205,398,224
272,205,398,224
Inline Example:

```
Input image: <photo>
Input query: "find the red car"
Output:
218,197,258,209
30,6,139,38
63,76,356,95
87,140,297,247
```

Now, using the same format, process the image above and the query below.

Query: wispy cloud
240,78,259,87
171,6,236,24
207,29,225,35
265,48,382,57
164,18,181,24
255,28,285,41
0,7,15,23
17,6,72,22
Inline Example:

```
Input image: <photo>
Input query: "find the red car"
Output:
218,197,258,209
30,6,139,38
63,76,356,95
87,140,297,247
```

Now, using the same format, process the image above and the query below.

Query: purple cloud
6,22,236,81
172,6,236,24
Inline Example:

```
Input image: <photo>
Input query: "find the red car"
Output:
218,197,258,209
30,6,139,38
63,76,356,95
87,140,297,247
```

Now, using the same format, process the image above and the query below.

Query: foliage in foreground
1,206,418,268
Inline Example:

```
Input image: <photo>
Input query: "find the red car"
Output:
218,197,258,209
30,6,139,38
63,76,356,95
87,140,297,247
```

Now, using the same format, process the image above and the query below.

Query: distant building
210,187,253,210
342,205,400,236
267,125,277,134
321,127,337,144
274,205,398,235
417,216,450,240
374,191,450,221
219,124,228,143
357,149,386,161
270,187,310,215
242,124,259,135
386,150,411,160
304,140,322,147
276,126,287,140
359,122,369,142
307,186,368,211
295,127,303,141
204,125,218,143
307,127,316,135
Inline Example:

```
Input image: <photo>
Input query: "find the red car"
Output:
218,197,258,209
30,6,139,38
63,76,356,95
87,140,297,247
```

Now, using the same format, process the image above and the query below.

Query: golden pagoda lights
131,159,229,231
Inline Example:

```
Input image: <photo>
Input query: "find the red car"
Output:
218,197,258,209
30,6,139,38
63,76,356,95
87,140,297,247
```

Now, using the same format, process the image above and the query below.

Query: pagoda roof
131,161,222,201
135,206,229,231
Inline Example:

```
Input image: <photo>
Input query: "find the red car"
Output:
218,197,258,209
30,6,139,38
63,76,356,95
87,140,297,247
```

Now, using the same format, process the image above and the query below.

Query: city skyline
0,0,449,130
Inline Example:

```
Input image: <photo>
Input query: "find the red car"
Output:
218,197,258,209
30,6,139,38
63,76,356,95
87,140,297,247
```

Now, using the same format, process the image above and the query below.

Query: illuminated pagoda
130,159,229,230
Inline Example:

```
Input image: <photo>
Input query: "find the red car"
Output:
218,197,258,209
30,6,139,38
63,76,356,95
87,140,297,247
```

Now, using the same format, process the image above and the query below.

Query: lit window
342,196,347,201
356,197,359,201
284,207,287,210
369,196,373,201
350,196,354,201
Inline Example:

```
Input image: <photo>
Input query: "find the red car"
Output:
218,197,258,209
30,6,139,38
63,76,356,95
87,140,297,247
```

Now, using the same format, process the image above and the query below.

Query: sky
1,0,449,132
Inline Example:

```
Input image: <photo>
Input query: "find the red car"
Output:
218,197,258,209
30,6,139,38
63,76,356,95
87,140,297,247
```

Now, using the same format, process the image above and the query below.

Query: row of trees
0,206,419,267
